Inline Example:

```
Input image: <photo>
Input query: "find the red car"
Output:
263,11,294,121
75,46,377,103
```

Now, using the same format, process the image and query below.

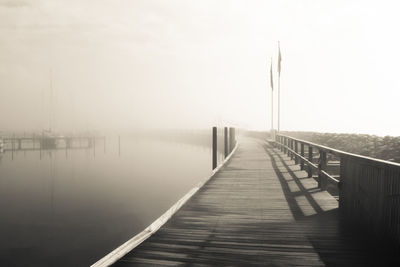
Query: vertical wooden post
284,137,287,154
286,138,290,156
233,128,235,149
290,139,293,159
300,143,305,170
294,141,298,164
318,149,327,189
308,146,313,178
212,127,217,170
287,139,290,156
229,127,236,153
232,128,236,150
224,127,228,158
285,138,287,155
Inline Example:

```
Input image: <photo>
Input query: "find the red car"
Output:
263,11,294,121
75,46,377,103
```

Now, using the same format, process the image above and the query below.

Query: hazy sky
0,0,399,135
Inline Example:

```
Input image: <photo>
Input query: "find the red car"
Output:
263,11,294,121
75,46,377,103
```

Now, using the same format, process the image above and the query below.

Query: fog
1,0,399,135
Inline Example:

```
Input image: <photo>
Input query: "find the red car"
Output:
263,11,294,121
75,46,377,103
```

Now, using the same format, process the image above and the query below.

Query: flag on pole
270,59,274,91
277,41,282,75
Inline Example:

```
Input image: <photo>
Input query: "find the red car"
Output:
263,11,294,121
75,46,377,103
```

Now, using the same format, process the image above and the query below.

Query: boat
41,130,57,149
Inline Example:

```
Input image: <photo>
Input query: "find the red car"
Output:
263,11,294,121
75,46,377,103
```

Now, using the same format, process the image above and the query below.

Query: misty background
0,0,399,135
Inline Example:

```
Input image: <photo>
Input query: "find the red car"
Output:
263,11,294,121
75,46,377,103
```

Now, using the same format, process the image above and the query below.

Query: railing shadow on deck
262,141,400,266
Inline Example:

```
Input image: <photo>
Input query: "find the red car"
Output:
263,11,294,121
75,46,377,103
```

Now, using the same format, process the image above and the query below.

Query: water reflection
0,135,221,267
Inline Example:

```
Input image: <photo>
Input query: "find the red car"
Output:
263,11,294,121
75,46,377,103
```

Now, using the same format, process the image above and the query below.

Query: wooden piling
212,127,217,170
224,127,228,158
229,127,236,153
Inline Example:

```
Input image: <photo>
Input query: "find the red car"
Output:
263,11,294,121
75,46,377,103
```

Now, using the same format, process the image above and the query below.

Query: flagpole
270,58,273,133
269,58,274,137
278,74,280,132
277,41,281,133
271,84,273,133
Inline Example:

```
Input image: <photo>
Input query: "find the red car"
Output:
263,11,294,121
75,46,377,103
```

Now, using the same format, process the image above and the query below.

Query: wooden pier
93,135,400,266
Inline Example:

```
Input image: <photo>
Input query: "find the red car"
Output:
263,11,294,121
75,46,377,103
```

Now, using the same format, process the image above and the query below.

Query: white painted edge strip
91,142,239,267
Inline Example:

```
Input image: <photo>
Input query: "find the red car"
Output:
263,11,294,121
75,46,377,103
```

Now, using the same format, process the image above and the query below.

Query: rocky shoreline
281,131,400,163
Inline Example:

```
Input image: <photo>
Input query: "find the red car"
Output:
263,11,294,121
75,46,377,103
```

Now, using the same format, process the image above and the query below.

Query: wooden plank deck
112,137,400,266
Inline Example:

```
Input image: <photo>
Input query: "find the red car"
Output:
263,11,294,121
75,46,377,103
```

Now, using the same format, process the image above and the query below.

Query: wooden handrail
275,133,400,245
276,138,339,186
277,134,400,169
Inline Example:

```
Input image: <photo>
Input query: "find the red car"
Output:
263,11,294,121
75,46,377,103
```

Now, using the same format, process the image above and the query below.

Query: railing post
294,141,298,164
224,127,228,158
286,138,289,155
285,137,289,154
339,157,344,208
290,139,294,160
280,136,283,152
283,137,286,153
212,127,217,170
308,146,313,178
287,138,290,156
300,143,304,170
318,149,327,189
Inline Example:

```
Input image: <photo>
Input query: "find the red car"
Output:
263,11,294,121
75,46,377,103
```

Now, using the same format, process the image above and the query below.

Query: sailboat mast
49,68,53,132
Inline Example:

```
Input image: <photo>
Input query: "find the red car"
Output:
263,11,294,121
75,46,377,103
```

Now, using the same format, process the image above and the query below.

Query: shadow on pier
105,137,400,266
265,142,400,266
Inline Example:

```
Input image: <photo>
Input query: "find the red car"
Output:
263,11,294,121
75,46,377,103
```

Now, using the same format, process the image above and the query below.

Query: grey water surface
0,136,223,267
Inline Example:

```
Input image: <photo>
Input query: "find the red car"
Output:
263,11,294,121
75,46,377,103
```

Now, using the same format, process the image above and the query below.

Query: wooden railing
275,134,400,244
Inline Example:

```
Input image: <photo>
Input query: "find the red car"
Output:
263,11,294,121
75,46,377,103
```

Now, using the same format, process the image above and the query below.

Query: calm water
0,136,224,267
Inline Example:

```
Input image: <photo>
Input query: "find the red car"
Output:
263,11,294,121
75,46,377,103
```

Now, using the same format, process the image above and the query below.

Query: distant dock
0,135,103,152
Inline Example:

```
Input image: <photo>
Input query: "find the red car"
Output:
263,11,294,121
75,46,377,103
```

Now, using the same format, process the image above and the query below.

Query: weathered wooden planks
112,138,400,266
